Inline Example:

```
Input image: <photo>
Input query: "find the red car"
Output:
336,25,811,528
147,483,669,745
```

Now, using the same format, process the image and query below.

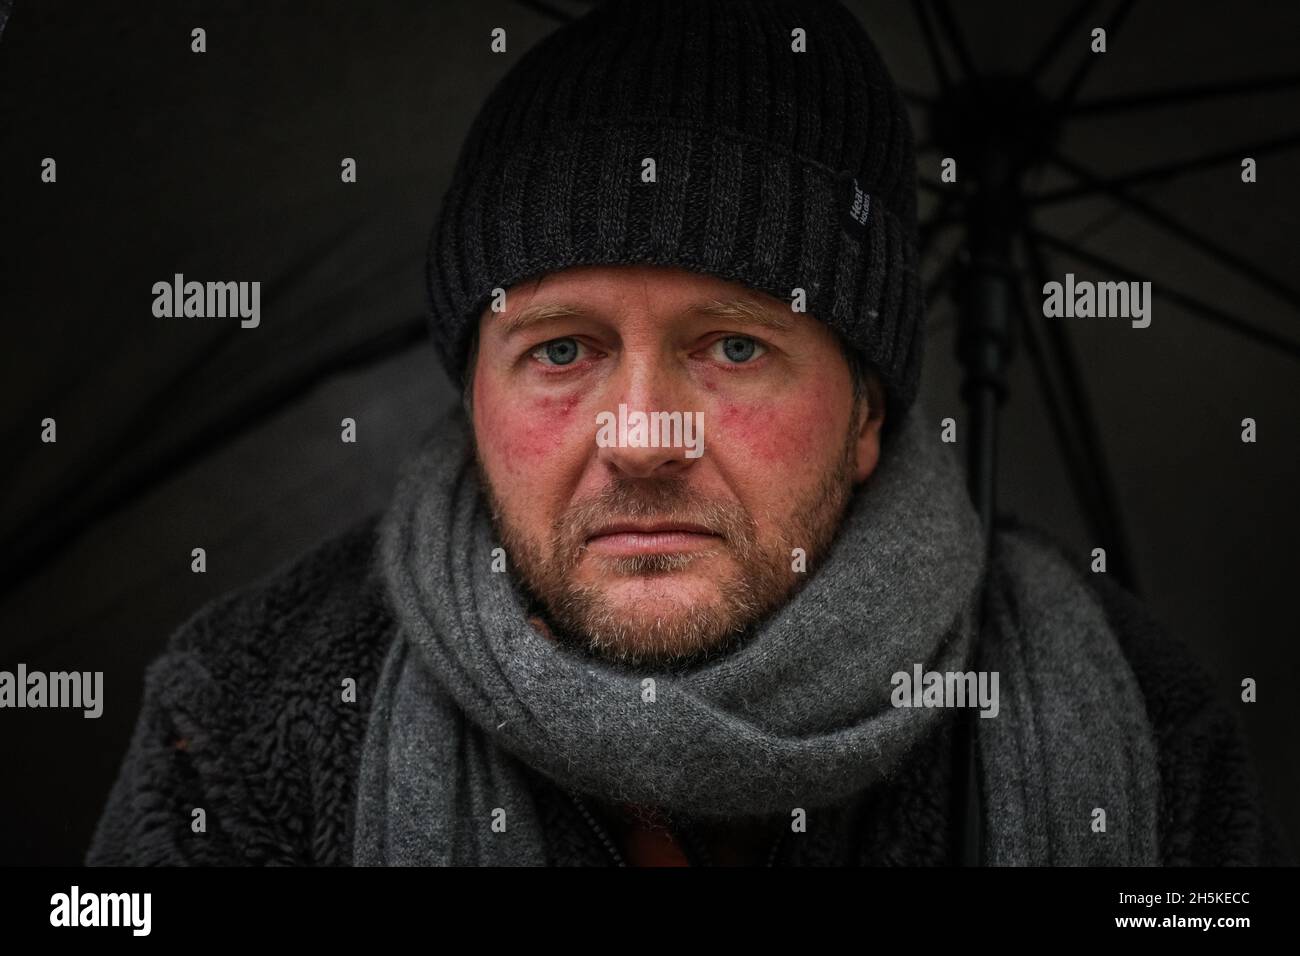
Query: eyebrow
498,296,794,337
687,297,795,332
497,302,585,337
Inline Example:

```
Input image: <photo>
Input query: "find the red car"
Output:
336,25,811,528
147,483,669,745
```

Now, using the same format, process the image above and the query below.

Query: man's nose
594,356,699,479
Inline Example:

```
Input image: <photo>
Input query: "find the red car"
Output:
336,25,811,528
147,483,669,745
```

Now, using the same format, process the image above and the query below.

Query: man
87,0,1288,867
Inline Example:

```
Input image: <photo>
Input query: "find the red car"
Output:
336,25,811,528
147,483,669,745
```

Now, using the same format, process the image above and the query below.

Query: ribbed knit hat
426,0,923,420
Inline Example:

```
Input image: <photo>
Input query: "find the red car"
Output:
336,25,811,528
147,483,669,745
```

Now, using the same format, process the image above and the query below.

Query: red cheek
532,391,582,421
715,393,826,463
717,402,784,461
506,426,551,460
484,390,587,465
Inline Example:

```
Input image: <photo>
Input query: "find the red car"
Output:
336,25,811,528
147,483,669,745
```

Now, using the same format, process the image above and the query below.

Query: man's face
470,264,884,668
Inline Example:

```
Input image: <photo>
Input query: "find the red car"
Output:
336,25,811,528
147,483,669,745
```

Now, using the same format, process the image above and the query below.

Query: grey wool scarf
354,400,1160,866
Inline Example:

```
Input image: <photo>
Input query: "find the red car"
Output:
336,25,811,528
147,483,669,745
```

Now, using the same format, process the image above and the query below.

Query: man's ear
852,372,886,484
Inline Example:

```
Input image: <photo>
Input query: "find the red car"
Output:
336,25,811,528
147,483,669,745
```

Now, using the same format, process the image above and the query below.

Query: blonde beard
476,426,860,670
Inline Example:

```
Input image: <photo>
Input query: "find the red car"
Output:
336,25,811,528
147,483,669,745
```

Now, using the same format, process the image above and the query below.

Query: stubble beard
477,425,861,671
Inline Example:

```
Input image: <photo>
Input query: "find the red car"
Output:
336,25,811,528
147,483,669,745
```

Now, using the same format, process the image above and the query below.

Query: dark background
1,0,1296,865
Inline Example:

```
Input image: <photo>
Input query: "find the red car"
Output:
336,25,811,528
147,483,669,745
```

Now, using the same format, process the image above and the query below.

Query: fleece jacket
84,512,1294,867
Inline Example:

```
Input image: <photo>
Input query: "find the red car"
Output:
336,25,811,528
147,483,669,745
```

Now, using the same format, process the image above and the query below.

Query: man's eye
710,335,766,364
531,337,583,366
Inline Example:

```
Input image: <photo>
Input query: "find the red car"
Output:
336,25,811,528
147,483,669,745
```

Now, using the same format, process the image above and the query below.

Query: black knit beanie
426,0,923,421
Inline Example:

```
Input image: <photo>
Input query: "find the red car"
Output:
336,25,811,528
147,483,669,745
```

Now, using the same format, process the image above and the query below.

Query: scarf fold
354,399,1160,866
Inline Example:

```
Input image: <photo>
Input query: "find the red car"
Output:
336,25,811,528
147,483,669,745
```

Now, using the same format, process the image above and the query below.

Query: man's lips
584,522,723,557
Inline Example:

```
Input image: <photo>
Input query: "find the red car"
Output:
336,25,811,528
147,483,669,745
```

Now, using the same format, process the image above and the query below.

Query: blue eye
533,338,581,366
713,336,765,363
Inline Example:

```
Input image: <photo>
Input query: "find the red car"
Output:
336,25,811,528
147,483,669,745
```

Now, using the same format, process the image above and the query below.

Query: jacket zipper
567,791,627,867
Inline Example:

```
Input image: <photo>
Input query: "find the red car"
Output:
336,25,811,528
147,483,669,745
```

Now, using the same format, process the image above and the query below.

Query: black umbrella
899,0,1300,865
1,0,1295,864
502,0,1300,868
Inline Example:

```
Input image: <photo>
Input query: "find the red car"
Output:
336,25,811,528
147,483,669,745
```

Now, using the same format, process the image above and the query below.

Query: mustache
556,477,757,552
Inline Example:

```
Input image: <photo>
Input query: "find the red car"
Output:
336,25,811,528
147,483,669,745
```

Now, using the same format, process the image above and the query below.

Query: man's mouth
584,521,723,557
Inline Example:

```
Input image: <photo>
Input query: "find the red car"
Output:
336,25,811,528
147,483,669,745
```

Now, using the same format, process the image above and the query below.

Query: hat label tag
838,172,872,240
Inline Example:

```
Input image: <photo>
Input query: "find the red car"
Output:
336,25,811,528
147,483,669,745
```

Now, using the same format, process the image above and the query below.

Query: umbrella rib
910,0,954,95
510,0,576,23
0,320,431,602
1019,229,1140,592
1029,132,1300,204
1028,0,1099,82
1056,0,1137,112
1073,72,1300,115
1009,251,1117,580
1048,152,1300,313
931,0,978,83
5,212,375,535
1028,228,1300,362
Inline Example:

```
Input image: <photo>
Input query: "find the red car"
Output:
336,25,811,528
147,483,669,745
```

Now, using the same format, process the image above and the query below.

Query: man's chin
578,562,728,606
547,561,759,667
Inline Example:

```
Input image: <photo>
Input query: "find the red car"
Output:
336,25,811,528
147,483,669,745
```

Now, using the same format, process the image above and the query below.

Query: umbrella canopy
0,0,1295,864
